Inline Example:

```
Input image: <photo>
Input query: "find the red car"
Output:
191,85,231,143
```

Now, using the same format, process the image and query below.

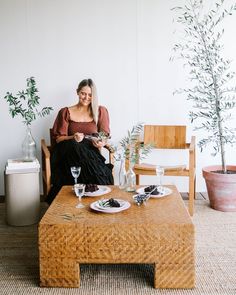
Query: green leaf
1,77,53,125
171,0,236,170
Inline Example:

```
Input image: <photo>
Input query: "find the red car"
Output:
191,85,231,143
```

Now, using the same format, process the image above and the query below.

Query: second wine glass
70,166,81,184
156,165,164,193
74,183,85,208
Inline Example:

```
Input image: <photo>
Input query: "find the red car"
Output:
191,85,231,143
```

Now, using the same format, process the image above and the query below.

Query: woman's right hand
74,132,84,143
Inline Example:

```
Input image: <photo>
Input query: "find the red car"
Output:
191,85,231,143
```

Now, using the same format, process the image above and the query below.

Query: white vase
22,126,36,160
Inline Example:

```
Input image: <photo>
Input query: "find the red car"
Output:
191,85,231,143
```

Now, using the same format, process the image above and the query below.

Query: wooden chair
41,129,114,197
133,125,196,216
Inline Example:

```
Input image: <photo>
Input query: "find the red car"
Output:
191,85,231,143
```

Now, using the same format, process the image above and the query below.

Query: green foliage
115,123,153,164
171,0,236,172
3,77,53,126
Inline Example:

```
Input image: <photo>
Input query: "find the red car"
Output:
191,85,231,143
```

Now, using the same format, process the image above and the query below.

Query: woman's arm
97,106,110,135
56,132,84,143
55,135,74,143
91,106,110,148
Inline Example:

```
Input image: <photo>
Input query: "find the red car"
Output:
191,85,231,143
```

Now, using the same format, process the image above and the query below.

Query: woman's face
78,86,92,106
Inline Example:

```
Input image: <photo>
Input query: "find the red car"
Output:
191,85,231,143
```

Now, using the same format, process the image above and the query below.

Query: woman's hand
92,139,107,149
74,132,84,143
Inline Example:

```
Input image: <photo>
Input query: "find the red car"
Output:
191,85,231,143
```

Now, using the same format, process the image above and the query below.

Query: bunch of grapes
133,194,147,206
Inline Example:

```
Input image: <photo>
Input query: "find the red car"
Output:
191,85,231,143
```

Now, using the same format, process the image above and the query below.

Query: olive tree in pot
172,0,236,211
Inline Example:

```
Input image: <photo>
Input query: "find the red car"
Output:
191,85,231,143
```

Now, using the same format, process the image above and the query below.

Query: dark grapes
133,194,147,205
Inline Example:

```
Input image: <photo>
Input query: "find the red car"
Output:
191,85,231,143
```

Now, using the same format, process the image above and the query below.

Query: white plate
136,186,172,198
95,199,127,210
84,185,111,197
90,199,130,213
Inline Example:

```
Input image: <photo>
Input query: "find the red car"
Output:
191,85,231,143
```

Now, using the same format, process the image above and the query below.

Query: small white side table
4,170,40,226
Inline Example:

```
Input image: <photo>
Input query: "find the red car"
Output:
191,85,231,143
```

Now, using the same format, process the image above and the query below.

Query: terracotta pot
202,165,236,212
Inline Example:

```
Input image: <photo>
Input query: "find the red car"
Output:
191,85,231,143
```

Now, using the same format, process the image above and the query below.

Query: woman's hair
77,78,99,123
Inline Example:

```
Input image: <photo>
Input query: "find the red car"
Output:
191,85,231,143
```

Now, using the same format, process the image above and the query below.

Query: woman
46,78,114,204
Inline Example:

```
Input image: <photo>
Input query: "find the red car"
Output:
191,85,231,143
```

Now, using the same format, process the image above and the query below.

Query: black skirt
46,138,114,204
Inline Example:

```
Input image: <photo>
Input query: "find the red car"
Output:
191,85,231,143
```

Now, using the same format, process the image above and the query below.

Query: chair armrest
41,139,51,196
104,144,115,153
104,144,115,165
41,139,50,159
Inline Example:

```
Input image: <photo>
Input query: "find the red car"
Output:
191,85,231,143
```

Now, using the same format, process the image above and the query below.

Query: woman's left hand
92,139,106,149
74,132,84,142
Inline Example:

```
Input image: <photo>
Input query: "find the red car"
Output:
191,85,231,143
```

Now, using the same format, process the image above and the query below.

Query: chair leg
188,175,195,216
136,174,140,185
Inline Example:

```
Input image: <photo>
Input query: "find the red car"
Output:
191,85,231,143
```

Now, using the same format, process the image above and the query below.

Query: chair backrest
143,125,186,149
49,128,56,148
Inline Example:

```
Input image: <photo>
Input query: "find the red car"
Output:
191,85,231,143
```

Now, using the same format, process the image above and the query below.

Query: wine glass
74,183,85,208
70,166,81,184
156,165,165,193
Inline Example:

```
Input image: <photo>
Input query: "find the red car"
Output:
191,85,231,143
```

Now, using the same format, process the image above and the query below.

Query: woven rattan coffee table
39,185,195,288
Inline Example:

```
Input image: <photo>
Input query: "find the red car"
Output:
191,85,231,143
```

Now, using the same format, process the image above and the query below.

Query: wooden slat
134,163,186,171
144,125,186,149
134,167,190,177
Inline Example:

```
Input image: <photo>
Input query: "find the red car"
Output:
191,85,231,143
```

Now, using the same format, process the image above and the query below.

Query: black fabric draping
46,138,113,204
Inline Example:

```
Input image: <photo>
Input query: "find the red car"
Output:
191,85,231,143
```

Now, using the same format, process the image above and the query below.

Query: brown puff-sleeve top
52,106,110,140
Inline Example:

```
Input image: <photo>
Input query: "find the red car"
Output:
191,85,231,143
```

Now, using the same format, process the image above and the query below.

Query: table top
40,185,193,227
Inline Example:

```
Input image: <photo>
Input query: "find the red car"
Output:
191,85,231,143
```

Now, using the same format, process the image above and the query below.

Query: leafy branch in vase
3,77,53,126
115,123,153,165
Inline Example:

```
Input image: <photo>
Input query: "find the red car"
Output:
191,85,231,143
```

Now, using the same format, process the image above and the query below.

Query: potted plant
2,77,53,160
172,0,236,211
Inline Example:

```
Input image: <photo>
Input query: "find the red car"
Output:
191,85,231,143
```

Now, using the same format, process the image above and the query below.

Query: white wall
1,0,236,195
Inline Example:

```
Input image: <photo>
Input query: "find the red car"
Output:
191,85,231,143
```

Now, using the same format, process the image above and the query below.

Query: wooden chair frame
133,125,196,216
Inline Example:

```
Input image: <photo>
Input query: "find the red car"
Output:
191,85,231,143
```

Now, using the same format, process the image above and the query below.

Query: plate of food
84,184,111,197
136,185,172,198
90,198,130,213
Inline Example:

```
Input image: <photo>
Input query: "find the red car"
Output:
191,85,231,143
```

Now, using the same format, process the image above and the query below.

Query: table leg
40,258,80,287
154,262,195,289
